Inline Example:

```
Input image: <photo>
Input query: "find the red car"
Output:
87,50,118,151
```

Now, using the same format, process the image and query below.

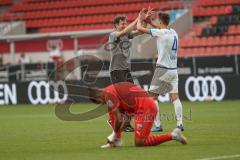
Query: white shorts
149,67,178,95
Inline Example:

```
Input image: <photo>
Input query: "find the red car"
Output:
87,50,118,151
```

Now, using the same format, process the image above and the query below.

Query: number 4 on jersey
172,36,178,53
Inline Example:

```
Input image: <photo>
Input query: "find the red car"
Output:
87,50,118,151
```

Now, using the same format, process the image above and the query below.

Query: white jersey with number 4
150,28,178,69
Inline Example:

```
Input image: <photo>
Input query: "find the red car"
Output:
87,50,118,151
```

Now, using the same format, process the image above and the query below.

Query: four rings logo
28,81,68,104
185,75,225,102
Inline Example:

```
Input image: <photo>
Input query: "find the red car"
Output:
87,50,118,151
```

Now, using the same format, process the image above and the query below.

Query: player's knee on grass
134,138,145,147
170,93,179,102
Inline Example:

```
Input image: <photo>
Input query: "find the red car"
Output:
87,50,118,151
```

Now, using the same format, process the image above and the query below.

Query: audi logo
28,81,68,104
185,76,225,102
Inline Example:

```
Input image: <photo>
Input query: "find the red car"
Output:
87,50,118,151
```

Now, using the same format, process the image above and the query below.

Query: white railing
0,29,112,63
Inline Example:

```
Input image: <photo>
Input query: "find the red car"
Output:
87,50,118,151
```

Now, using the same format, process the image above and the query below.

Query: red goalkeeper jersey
104,82,154,114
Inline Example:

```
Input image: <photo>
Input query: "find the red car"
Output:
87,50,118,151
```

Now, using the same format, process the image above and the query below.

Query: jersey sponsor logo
185,75,225,101
28,81,68,104
0,83,17,105
104,41,132,52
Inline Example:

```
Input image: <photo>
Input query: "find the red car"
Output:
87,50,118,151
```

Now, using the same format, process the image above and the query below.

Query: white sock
171,132,177,140
154,100,161,127
173,98,183,126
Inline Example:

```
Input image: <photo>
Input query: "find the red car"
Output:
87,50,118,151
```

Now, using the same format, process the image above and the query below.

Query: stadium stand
0,0,239,58
0,0,183,33
0,0,12,6
179,0,240,57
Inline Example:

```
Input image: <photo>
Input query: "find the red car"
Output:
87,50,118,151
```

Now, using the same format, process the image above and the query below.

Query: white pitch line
196,154,240,160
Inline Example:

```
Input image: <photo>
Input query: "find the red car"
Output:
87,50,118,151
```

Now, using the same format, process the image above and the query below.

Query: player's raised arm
147,19,158,28
114,8,148,38
137,19,151,34
129,8,150,37
137,8,152,34
114,16,138,38
131,20,148,37
145,8,158,28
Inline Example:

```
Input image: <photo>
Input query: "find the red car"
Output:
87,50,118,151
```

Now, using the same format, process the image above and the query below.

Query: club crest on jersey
106,100,114,108
137,124,143,131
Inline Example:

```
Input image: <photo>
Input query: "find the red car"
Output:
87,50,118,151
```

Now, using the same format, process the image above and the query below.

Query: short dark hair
89,97,100,104
88,87,103,104
158,11,170,26
113,15,127,26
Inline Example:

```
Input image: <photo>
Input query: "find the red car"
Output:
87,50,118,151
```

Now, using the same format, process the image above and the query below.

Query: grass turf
0,101,240,160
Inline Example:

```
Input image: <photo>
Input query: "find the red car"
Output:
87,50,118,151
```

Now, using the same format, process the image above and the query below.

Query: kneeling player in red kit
89,82,187,148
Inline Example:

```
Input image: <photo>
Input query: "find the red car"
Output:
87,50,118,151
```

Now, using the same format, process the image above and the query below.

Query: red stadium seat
0,0,12,6
192,5,233,17
210,16,218,25
195,0,240,7
0,0,239,58
227,25,240,35
0,0,184,32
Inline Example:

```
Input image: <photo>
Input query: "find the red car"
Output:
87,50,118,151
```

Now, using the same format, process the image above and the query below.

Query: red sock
109,112,122,139
116,129,122,139
144,133,173,146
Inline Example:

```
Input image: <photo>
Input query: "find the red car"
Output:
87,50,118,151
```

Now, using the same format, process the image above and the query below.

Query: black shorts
110,69,134,84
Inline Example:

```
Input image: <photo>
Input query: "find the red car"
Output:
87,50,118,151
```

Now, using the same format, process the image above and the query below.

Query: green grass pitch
0,101,240,160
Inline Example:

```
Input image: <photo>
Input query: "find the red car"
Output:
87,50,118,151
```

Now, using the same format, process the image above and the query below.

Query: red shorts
134,99,157,140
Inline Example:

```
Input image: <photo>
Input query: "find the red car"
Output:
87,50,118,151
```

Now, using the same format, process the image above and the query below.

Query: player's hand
138,8,147,21
101,138,123,148
145,7,155,22
100,132,116,148
101,131,123,148
101,143,113,148
107,131,116,142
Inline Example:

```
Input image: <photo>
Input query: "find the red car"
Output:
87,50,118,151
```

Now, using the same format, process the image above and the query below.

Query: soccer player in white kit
137,9,184,131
